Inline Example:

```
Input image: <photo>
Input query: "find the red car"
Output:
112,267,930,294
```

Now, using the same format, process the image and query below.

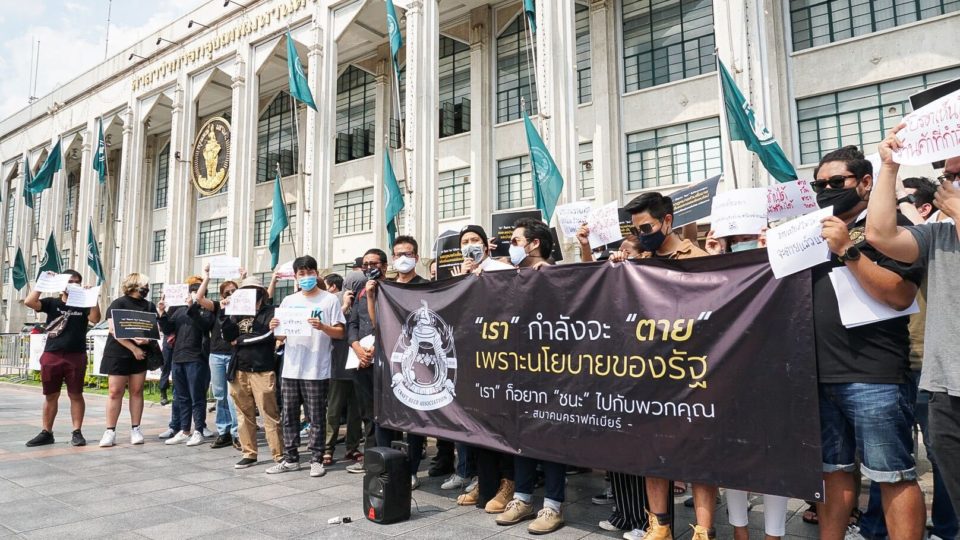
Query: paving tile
0,498,89,533
135,515,235,540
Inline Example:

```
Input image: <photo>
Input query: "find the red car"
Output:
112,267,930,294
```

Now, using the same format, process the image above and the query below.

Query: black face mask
139,287,150,297
817,185,863,217
364,267,382,280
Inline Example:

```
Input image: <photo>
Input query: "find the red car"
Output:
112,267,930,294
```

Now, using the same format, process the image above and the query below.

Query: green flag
12,247,27,291
718,58,797,183
37,232,63,279
28,138,63,194
93,118,107,185
22,155,34,209
87,221,105,285
286,32,317,111
523,111,563,223
268,172,289,270
523,0,536,34
383,150,404,248
385,0,403,77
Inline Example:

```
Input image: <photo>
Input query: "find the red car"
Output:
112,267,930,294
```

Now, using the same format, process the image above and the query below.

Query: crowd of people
21,132,960,540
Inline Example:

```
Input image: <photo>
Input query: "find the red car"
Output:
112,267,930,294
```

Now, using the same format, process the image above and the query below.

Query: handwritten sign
765,207,833,279
710,188,769,237
65,285,100,308
225,289,257,316
209,256,242,279
767,180,819,221
893,88,960,166
275,307,312,337
113,310,160,340
163,284,190,307
587,201,624,249
34,272,71,293
555,201,593,238
276,260,295,280
671,175,721,229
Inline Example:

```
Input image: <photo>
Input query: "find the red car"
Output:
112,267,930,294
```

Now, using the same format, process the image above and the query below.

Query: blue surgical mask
509,245,527,266
298,276,318,291
730,240,760,253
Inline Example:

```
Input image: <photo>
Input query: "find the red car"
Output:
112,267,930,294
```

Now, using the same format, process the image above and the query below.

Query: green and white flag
385,0,403,78
383,150,404,248
286,32,317,111
28,138,63,194
718,57,797,184
268,171,289,270
523,111,563,223
93,118,107,184
37,232,63,279
523,0,536,34
22,155,34,209
12,247,27,291
87,221,105,285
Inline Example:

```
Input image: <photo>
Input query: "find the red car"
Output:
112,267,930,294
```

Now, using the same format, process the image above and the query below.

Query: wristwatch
838,245,861,264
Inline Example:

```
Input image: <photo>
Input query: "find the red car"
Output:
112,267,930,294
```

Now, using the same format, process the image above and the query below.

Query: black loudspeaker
363,447,411,524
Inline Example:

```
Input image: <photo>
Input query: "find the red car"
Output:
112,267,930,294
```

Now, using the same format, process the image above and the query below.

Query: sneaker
484,479,515,514
186,431,205,446
99,429,117,448
26,430,55,447
208,404,216,412
232,438,242,451
411,475,420,490
130,427,144,445
566,466,590,475
160,391,169,406
235,457,258,469
593,487,615,505
844,525,865,540
165,431,190,445
600,520,619,531
441,474,466,490
158,428,176,439
346,462,366,474
265,460,300,474
465,476,478,493
643,513,672,540
310,462,326,478
200,427,217,438
211,434,233,449
623,529,646,540
690,525,710,540
495,499,535,526
457,485,479,506
528,508,564,535
71,430,86,447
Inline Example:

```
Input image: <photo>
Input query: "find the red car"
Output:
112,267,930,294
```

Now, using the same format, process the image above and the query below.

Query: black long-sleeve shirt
158,303,213,363
221,305,277,372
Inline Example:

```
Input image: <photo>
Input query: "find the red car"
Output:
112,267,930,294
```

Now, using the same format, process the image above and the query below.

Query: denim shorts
818,382,917,483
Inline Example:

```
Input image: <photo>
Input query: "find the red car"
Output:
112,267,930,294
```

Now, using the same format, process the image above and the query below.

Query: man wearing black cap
457,225,514,274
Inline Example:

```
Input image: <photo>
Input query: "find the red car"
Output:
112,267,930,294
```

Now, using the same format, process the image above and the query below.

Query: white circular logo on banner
389,300,457,411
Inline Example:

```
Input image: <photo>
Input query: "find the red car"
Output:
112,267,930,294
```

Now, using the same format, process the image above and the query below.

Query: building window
253,204,295,246
438,168,471,219
497,155,533,210
256,272,294,304
626,117,722,190
439,36,471,137
155,143,169,209
197,217,227,255
205,279,224,302
61,249,70,267
5,187,15,246
790,0,960,52
575,3,592,104
150,283,163,305
336,66,376,163
29,255,36,279
579,142,595,199
333,188,373,235
797,66,960,164
152,230,166,263
622,0,716,93
497,16,538,123
257,91,299,183
32,192,42,233
63,173,79,232
2,260,9,284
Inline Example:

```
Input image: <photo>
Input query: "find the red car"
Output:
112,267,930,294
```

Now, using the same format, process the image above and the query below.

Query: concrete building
0,0,957,330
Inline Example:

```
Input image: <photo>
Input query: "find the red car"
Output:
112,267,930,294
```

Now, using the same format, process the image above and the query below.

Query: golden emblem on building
191,117,231,195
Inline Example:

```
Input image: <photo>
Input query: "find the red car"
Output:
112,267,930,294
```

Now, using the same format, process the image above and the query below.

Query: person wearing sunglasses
623,192,707,262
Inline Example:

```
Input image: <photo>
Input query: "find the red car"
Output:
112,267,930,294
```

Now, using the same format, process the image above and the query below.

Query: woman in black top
99,272,159,447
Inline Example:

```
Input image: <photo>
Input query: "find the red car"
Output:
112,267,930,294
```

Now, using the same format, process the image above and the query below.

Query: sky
0,0,201,121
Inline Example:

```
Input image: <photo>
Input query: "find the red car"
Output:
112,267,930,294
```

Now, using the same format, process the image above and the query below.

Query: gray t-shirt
908,222,960,395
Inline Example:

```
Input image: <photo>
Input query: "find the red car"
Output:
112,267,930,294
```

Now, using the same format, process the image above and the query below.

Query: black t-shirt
209,301,232,354
39,297,91,353
103,295,156,362
813,212,924,384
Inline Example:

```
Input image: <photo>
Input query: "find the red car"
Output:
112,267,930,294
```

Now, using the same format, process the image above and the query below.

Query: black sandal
802,503,818,525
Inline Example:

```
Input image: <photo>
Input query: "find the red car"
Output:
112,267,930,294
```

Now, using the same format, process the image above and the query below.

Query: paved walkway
0,383,904,539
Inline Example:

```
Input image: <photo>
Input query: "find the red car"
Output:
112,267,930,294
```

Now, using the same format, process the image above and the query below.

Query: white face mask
393,255,416,274
461,244,484,263
509,245,528,266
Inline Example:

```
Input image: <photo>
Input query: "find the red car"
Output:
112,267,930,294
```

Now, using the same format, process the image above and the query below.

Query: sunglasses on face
811,174,858,194
223,290,235,298
629,222,659,237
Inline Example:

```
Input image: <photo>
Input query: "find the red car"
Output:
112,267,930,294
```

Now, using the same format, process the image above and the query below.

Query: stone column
167,82,193,283
109,107,134,294
117,103,149,282
468,6,493,226
587,0,622,205
74,120,96,284
227,52,255,266
307,5,337,270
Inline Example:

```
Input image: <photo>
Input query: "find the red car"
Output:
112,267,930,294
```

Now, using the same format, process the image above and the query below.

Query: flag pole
520,6,543,126
391,63,411,198
275,162,299,260
715,51,740,190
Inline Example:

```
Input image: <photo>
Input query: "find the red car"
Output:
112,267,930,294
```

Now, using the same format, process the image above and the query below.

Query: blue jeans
209,353,238,437
457,443,476,478
819,382,917,483
515,457,566,506
168,388,181,430
173,361,208,433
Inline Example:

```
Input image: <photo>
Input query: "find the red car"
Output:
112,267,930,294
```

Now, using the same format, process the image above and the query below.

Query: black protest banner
435,233,464,281
113,309,161,340
373,250,822,500
671,174,721,229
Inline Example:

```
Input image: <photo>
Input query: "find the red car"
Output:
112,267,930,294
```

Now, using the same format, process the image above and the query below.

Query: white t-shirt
480,256,514,271
279,290,346,380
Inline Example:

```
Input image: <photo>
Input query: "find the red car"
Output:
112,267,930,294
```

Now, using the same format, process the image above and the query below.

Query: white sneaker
599,520,618,531
165,431,190,445
98,429,116,447
441,474,465,490
158,428,176,439
200,427,217,438
623,529,645,540
265,460,300,474
844,525,865,540
186,431,205,446
130,427,144,445
310,462,326,478
465,476,478,493
411,475,420,490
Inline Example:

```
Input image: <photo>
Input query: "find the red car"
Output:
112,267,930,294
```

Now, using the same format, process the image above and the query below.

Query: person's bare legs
818,471,855,540
128,373,146,426
692,483,716,527
106,375,128,427
41,392,59,431
646,477,671,514
67,391,85,430
880,480,924,540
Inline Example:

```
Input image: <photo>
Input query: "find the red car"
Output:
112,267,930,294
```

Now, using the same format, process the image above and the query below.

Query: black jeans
476,448,514,507
516,457,566,504
929,391,960,519
159,343,174,393
352,366,376,454
172,361,208,432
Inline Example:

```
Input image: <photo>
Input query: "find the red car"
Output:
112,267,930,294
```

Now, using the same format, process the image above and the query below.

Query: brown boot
644,512,673,540
484,479,515,514
457,485,479,506
690,524,711,540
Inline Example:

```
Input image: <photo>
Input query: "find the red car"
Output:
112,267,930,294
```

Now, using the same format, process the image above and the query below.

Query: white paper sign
710,188,769,237
276,260,295,280
554,201,593,238
225,289,257,316
346,334,375,370
587,201,624,249
65,285,100,308
92,333,107,376
29,334,46,371
34,272,71,293
829,267,920,328
163,284,190,307
765,206,834,279
893,89,960,166
209,256,242,279
767,180,820,221
275,307,312,337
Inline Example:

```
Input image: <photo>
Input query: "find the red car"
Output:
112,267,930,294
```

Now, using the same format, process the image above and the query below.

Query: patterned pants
608,472,651,531
280,377,329,464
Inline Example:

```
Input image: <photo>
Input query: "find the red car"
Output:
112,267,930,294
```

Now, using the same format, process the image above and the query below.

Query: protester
158,331,174,406
322,273,363,465
98,273,156,447
267,255,345,477
219,276,283,469
456,225,514,274
159,277,215,447
24,270,101,447
196,266,241,450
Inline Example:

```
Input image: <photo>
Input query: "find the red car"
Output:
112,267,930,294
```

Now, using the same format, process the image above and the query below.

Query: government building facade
0,0,957,330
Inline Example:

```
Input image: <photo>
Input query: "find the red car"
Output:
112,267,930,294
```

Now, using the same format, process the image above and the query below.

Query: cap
459,225,488,247
238,276,265,290
352,257,364,269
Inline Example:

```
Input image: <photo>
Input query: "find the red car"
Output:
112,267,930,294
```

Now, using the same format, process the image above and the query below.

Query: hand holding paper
225,289,256,316
34,272,71,293
209,256,242,279
765,207,833,279
66,285,100,308
274,307,312,337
